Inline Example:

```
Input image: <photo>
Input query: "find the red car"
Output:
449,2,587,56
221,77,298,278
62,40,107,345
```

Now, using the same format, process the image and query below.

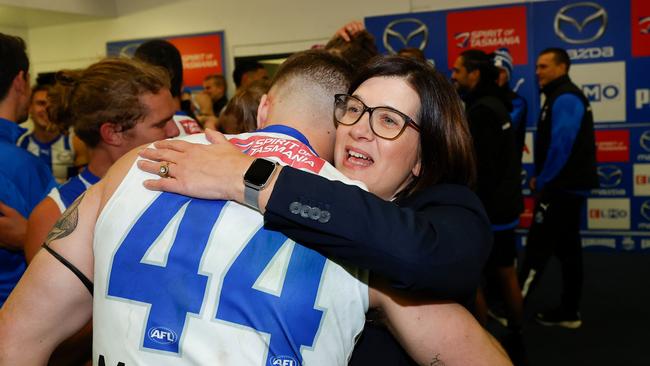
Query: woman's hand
137,129,255,202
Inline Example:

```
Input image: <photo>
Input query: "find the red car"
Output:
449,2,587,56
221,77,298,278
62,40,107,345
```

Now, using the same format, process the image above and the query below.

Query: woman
139,56,494,364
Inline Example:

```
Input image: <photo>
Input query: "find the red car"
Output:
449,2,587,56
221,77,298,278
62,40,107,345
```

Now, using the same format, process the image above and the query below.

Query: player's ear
99,122,124,147
257,94,269,129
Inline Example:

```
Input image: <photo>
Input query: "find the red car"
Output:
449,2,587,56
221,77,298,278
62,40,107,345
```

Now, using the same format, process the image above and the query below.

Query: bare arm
0,190,98,365
24,197,61,263
370,284,512,366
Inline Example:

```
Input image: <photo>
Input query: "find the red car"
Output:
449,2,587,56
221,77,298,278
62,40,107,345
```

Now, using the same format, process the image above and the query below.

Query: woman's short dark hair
349,56,476,198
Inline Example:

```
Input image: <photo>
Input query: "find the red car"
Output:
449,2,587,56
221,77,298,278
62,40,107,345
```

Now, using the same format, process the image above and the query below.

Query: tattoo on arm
45,192,85,245
430,354,445,366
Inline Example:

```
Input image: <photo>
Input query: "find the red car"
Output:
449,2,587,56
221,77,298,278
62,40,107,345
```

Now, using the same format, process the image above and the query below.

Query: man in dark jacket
452,49,524,331
519,48,598,329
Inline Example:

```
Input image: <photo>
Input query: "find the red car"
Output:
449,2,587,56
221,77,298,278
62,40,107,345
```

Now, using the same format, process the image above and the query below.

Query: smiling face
334,76,421,200
29,89,50,130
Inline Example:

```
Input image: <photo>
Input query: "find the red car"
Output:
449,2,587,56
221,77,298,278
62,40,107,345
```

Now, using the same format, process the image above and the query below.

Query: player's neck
86,145,115,178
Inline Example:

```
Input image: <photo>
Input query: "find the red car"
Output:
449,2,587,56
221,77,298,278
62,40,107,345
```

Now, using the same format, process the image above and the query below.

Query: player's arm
0,201,28,251
0,187,100,365
24,197,62,263
370,284,512,366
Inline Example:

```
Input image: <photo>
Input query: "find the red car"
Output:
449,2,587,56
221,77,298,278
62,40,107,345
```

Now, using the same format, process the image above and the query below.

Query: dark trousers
519,191,585,313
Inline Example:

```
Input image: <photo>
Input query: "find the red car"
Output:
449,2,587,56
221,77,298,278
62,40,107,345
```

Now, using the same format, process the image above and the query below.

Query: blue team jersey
18,132,75,184
93,128,368,366
48,168,101,213
0,117,56,306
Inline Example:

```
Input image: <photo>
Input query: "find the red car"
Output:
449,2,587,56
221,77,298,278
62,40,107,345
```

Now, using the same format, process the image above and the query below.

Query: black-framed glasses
333,94,420,140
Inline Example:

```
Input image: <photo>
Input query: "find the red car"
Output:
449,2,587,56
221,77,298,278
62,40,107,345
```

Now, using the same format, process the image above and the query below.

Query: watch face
244,158,276,186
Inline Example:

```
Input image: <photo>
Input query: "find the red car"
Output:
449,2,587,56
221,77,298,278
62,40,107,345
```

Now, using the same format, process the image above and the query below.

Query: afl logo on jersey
147,326,178,345
270,355,297,366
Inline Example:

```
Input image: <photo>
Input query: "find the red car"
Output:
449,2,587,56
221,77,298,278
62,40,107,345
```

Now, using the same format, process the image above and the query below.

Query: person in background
218,79,270,134
492,47,527,161
451,49,523,336
519,48,598,329
233,60,269,91
324,27,379,70
0,33,56,307
17,84,76,184
135,39,203,137
203,74,228,115
398,47,427,62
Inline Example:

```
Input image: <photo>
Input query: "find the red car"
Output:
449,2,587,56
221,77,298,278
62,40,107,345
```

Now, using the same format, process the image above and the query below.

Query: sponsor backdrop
106,31,225,90
366,0,650,252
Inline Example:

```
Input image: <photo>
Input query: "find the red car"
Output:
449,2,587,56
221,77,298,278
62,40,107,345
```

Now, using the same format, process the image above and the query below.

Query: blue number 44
108,192,325,364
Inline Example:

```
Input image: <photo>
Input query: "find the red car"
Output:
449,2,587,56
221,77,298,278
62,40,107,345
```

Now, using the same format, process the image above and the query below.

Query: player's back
93,131,368,366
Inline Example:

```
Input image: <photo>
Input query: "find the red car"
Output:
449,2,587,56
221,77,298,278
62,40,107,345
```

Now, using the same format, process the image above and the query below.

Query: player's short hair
49,58,170,147
134,39,183,98
539,47,571,71
397,47,426,62
233,61,264,88
269,50,354,126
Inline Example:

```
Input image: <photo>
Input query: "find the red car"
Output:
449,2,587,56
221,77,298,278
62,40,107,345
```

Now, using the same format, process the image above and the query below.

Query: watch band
244,181,261,211
243,158,278,211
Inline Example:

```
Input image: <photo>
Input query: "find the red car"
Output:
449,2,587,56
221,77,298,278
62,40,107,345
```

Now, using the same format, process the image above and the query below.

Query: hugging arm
0,190,98,365
370,284,511,366
137,131,492,300
264,167,492,300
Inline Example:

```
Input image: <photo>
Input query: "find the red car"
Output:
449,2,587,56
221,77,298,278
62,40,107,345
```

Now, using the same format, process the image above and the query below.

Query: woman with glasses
139,56,493,363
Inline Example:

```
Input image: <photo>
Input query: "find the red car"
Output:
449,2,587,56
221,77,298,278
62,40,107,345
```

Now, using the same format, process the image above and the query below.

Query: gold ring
158,162,170,178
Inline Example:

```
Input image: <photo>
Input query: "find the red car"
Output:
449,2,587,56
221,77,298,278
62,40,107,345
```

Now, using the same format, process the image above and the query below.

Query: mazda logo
383,18,429,54
597,165,623,188
640,130,650,153
554,2,607,44
641,200,650,222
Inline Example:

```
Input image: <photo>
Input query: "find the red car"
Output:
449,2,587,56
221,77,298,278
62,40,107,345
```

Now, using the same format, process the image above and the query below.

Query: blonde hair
49,57,170,147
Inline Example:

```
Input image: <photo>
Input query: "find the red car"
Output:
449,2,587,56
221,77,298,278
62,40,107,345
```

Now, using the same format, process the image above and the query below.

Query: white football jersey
93,127,369,366
17,132,75,184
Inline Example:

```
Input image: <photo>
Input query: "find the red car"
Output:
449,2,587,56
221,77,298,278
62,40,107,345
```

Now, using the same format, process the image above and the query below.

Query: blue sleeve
510,96,527,131
0,173,30,217
536,94,584,191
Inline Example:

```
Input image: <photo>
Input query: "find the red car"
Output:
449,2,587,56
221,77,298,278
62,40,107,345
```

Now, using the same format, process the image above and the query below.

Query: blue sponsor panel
627,59,650,123
531,0,630,64
365,11,447,72
592,163,632,197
